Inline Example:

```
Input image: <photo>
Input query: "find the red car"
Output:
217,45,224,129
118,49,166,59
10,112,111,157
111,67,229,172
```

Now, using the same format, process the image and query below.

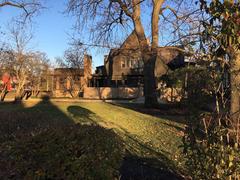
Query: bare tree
56,41,89,98
66,0,200,107
27,51,50,98
0,0,43,22
0,50,50,102
0,47,14,101
0,22,50,101
9,23,32,100
57,39,87,69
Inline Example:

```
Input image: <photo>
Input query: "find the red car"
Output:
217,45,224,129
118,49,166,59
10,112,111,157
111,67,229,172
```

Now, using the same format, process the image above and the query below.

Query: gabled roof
106,31,141,61
119,31,139,50
106,31,185,69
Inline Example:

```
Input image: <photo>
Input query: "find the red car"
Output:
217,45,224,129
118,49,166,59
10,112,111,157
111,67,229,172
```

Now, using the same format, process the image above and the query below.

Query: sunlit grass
52,102,186,170
0,101,186,173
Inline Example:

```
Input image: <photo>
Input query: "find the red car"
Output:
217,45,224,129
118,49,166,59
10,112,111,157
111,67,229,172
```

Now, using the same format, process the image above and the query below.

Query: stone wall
83,87,143,99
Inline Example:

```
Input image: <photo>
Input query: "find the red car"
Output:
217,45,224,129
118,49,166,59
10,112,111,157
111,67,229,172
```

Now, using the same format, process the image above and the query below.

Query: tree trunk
230,50,240,141
132,0,159,107
0,84,8,101
15,89,23,101
143,53,158,107
1,91,8,102
15,80,25,102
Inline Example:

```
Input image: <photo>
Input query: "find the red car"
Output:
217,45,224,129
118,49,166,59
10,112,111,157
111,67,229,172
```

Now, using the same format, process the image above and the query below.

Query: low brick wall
53,90,81,98
83,87,143,99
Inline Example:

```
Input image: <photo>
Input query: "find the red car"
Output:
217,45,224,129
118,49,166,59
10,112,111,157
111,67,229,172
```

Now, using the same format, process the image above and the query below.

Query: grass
0,100,186,179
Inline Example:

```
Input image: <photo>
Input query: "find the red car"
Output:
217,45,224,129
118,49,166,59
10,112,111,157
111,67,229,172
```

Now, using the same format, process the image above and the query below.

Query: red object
2,73,12,91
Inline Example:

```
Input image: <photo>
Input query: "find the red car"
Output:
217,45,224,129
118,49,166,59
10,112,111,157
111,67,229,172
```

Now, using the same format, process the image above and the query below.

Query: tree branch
112,0,133,18
0,1,24,8
0,1,43,22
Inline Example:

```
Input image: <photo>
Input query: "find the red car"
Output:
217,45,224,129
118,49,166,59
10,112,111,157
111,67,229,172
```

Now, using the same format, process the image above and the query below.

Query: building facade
91,31,185,88
52,55,92,97
1,31,185,99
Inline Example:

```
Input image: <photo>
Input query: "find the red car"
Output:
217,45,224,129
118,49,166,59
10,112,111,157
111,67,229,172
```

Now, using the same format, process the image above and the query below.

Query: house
91,31,185,87
0,32,185,99
52,55,92,97
32,54,92,98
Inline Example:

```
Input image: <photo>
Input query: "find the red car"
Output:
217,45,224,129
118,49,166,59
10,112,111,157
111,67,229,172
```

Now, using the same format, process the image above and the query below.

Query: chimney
84,54,92,79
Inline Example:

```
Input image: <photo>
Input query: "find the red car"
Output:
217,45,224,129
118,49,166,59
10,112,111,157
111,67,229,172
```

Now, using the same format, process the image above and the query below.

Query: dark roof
103,32,185,71
95,65,107,76
96,65,105,69
157,46,185,69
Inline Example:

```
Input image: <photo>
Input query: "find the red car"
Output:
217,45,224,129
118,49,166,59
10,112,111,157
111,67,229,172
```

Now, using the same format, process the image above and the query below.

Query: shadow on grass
67,105,100,125
67,105,184,180
0,97,124,179
120,134,184,180
120,156,183,180
109,102,187,130
0,98,185,179
0,96,72,142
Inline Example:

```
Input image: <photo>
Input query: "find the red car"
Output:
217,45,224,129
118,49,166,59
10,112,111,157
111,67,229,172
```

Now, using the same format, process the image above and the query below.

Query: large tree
200,0,240,138
67,0,199,107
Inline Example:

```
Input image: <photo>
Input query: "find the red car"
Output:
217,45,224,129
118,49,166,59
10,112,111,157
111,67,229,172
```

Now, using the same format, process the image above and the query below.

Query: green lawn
0,100,186,179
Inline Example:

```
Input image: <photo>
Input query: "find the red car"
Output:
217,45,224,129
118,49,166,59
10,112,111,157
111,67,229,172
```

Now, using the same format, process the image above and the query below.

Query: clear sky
0,0,107,68
0,1,196,68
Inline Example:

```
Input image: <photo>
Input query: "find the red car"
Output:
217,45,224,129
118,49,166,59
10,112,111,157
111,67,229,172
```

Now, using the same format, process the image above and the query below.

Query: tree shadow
120,156,183,180
0,99,186,179
0,96,72,142
67,105,100,125
119,133,185,180
0,97,124,179
67,105,185,180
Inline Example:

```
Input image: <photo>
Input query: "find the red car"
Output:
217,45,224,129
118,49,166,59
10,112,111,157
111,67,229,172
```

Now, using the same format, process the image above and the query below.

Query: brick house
33,54,92,98
52,55,92,97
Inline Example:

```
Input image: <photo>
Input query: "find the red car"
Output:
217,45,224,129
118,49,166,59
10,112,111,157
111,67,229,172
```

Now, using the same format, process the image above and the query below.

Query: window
127,59,131,67
59,77,66,90
132,60,138,68
121,60,126,68
138,59,144,68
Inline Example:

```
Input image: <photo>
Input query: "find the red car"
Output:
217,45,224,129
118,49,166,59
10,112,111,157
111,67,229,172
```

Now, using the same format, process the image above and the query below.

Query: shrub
0,124,124,179
183,114,240,179
160,66,218,108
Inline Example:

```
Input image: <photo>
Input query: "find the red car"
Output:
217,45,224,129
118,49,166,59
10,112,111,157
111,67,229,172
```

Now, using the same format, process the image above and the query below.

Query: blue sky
0,0,107,68
0,1,196,68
